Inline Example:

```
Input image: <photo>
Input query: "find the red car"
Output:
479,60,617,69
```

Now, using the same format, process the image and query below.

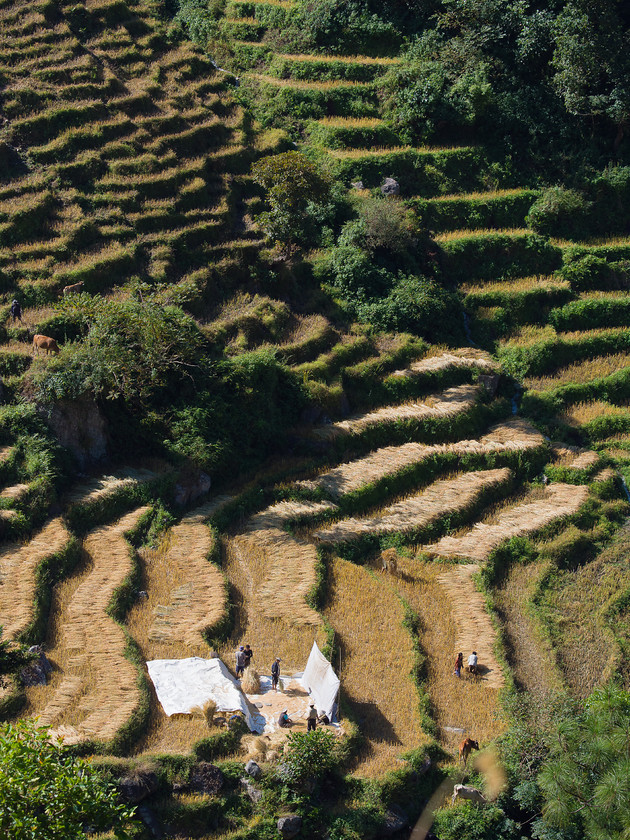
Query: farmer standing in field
271,657,281,692
454,652,463,678
236,645,247,678
468,651,478,675
243,644,253,669
307,704,317,732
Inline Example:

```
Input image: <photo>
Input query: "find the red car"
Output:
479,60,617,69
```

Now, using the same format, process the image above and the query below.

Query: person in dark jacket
271,657,281,692
236,646,247,678
10,300,22,322
243,644,253,668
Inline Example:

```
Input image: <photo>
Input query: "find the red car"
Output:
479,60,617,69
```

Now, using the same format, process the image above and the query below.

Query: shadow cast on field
344,697,402,746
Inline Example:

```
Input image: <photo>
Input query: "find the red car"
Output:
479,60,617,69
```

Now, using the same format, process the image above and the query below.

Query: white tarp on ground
300,641,340,720
146,657,264,733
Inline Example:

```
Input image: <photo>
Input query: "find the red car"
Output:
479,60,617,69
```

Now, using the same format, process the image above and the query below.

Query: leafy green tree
252,151,330,253
30,295,204,407
537,685,630,840
281,728,339,787
0,719,139,839
552,0,630,149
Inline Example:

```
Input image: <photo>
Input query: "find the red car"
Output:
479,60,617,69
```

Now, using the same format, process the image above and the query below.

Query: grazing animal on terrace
459,737,479,766
33,335,59,355
62,281,84,296
451,784,487,806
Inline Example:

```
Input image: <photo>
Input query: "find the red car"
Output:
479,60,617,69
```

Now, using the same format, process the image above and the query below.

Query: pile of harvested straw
314,384,480,439
389,348,495,379
0,517,69,639
423,483,589,561
298,417,544,498
437,563,504,689
148,503,230,647
39,508,149,744
314,468,511,543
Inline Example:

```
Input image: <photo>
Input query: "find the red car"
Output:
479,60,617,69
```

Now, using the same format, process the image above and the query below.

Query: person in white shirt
468,651,478,675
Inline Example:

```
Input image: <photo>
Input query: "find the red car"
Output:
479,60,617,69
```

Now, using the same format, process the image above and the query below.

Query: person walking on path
468,651,478,675
271,657,281,692
307,704,317,732
236,645,247,678
454,652,463,678
243,644,253,669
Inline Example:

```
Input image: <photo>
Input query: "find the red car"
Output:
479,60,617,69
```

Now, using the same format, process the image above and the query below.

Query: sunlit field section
298,418,543,497
314,468,511,543
34,508,149,745
423,483,589,561
324,556,430,777
0,518,69,638
393,558,507,757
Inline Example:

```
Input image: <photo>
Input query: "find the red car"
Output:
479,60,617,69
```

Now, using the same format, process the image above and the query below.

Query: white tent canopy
300,641,340,720
147,657,264,733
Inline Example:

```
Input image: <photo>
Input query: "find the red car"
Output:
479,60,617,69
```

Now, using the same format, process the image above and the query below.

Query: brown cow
33,335,60,355
459,737,479,766
62,281,84,296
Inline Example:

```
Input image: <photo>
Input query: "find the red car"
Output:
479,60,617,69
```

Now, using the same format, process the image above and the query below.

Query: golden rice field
524,353,630,391
434,227,530,243
462,275,568,296
393,558,507,756
324,556,430,777
560,399,630,427
429,187,537,202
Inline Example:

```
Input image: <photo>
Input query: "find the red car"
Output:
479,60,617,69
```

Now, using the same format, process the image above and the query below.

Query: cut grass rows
37,508,149,745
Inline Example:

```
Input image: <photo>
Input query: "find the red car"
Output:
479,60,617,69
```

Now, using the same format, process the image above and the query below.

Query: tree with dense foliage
537,685,630,840
252,151,331,252
0,719,139,839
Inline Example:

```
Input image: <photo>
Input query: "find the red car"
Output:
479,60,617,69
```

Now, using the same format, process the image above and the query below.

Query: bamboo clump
0,517,69,639
315,384,480,440
39,508,149,744
299,417,544,497
423,483,589,561
314,468,512,543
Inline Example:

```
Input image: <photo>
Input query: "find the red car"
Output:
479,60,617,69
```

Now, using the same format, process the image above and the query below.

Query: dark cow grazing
451,784,487,806
62,281,84,295
33,335,60,355
459,737,479,766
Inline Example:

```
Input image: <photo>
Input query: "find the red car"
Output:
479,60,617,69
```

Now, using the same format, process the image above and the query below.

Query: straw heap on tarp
300,641,340,720
147,657,264,732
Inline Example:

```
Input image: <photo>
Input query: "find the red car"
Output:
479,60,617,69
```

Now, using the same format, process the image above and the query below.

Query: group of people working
234,645,328,731
454,651,479,677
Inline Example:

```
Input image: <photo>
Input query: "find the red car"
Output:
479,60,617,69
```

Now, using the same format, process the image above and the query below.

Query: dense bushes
324,195,463,343
527,169,630,240
440,233,562,284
